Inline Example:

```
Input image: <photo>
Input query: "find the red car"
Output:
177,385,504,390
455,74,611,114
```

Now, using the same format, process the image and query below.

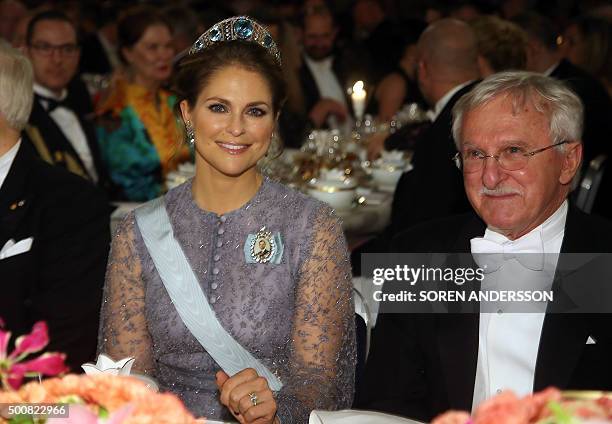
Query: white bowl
308,178,356,211
371,164,405,189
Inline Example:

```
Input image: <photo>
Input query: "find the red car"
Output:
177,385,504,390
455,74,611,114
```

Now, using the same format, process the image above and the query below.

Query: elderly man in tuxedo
356,71,612,420
0,43,109,371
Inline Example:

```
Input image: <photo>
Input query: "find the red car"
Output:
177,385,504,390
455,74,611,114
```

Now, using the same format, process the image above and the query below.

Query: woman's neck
131,73,160,93
192,165,263,215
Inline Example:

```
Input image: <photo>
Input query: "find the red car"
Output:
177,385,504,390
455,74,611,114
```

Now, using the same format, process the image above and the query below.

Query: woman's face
123,24,174,85
181,65,276,179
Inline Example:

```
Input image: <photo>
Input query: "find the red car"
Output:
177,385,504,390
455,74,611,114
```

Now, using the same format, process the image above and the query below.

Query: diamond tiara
189,16,282,66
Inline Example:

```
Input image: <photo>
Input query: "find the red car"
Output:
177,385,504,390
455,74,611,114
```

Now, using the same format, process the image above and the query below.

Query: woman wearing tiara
98,16,356,423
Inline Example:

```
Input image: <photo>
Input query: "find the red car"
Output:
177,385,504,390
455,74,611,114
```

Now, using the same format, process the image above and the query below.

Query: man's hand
308,98,348,128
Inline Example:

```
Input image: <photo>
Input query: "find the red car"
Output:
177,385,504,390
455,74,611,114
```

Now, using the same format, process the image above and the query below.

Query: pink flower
432,410,472,424
0,319,67,390
46,404,136,424
9,321,50,360
8,353,69,390
0,327,10,361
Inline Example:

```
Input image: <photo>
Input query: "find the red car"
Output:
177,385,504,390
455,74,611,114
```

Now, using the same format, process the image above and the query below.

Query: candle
351,80,366,121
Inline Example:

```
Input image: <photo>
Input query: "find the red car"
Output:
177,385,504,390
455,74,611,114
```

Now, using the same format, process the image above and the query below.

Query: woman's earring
186,120,195,146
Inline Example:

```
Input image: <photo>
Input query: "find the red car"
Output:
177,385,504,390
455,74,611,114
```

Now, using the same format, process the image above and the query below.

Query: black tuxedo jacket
299,54,351,118
23,89,109,192
355,206,612,421
0,143,110,371
550,59,612,162
389,82,478,236
79,32,113,76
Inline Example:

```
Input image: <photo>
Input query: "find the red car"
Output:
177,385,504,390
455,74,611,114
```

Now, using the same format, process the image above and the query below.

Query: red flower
9,321,50,360
0,318,67,390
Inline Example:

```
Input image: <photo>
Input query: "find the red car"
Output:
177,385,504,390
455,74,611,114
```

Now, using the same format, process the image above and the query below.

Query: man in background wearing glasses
22,10,107,191
357,71,612,421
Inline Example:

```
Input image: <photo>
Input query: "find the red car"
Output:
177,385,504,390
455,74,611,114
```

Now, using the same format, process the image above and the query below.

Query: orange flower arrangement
433,388,612,424
0,374,201,424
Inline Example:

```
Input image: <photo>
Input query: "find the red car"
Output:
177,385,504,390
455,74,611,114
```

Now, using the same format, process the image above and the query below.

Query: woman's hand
216,369,279,424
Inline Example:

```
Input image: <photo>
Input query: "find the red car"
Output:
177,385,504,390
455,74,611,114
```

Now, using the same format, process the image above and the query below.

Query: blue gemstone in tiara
234,18,253,39
189,16,282,66
209,27,222,42
263,34,273,48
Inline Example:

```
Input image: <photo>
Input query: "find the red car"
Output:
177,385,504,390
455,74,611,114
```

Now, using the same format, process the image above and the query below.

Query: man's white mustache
480,186,523,196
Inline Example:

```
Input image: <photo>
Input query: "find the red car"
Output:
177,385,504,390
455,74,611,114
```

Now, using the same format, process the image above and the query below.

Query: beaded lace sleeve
276,206,356,423
97,214,156,375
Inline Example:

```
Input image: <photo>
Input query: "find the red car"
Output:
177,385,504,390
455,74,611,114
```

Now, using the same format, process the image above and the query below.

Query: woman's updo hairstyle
173,40,287,115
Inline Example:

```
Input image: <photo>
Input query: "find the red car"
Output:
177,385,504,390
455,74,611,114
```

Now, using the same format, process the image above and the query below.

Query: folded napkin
0,237,33,260
309,410,425,424
82,354,159,391
81,354,135,376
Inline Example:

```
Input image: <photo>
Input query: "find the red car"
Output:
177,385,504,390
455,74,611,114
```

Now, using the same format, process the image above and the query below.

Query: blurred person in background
560,14,612,99
516,12,612,162
388,18,478,234
368,18,427,123
0,43,109,371
471,15,528,77
0,0,27,43
353,18,479,274
299,9,368,132
23,10,108,191
352,0,402,81
162,4,203,55
96,7,191,201
299,8,351,129
79,2,120,76
253,8,307,148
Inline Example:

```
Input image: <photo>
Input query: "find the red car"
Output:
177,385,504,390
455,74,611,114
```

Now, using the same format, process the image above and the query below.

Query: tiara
189,16,281,66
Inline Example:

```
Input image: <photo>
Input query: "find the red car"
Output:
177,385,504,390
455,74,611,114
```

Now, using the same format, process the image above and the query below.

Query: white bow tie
470,230,545,273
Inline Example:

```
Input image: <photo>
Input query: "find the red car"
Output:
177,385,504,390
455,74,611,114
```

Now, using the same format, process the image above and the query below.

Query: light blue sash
135,198,283,391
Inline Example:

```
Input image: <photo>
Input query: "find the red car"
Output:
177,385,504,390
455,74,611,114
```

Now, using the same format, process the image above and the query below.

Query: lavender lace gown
98,178,356,422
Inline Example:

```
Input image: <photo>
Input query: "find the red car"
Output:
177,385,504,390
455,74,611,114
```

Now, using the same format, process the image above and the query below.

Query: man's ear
179,100,191,123
559,141,583,185
477,55,493,78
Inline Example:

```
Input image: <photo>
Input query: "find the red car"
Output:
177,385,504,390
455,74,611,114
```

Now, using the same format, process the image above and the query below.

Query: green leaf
8,415,35,424
546,401,578,424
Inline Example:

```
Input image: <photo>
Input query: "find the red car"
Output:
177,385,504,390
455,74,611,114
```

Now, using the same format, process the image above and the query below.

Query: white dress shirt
303,54,350,129
471,200,568,411
33,83,98,183
427,80,475,122
0,139,20,190
543,61,560,77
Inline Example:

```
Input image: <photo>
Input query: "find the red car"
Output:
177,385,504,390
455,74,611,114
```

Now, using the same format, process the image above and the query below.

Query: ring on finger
248,391,258,407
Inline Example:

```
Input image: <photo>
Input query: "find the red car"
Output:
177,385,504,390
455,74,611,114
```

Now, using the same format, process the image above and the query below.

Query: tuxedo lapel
534,205,596,390
0,144,32,245
436,313,479,410
437,213,484,410
29,99,90,177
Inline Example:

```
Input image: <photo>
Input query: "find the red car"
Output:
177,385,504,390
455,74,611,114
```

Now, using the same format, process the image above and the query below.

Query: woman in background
96,7,191,201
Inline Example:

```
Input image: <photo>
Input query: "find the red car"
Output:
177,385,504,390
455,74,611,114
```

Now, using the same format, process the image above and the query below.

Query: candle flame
352,80,364,93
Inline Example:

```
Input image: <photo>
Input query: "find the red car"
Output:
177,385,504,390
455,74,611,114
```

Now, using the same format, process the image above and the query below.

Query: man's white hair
0,41,33,131
452,71,584,150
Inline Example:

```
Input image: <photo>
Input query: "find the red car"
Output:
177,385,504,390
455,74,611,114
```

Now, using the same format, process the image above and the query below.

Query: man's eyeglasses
453,141,570,172
29,42,80,56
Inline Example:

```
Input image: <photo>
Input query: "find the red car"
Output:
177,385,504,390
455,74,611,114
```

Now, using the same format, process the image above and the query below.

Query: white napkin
380,150,405,163
81,353,135,376
0,237,33,260
309,410,424,424
320,168,347,181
